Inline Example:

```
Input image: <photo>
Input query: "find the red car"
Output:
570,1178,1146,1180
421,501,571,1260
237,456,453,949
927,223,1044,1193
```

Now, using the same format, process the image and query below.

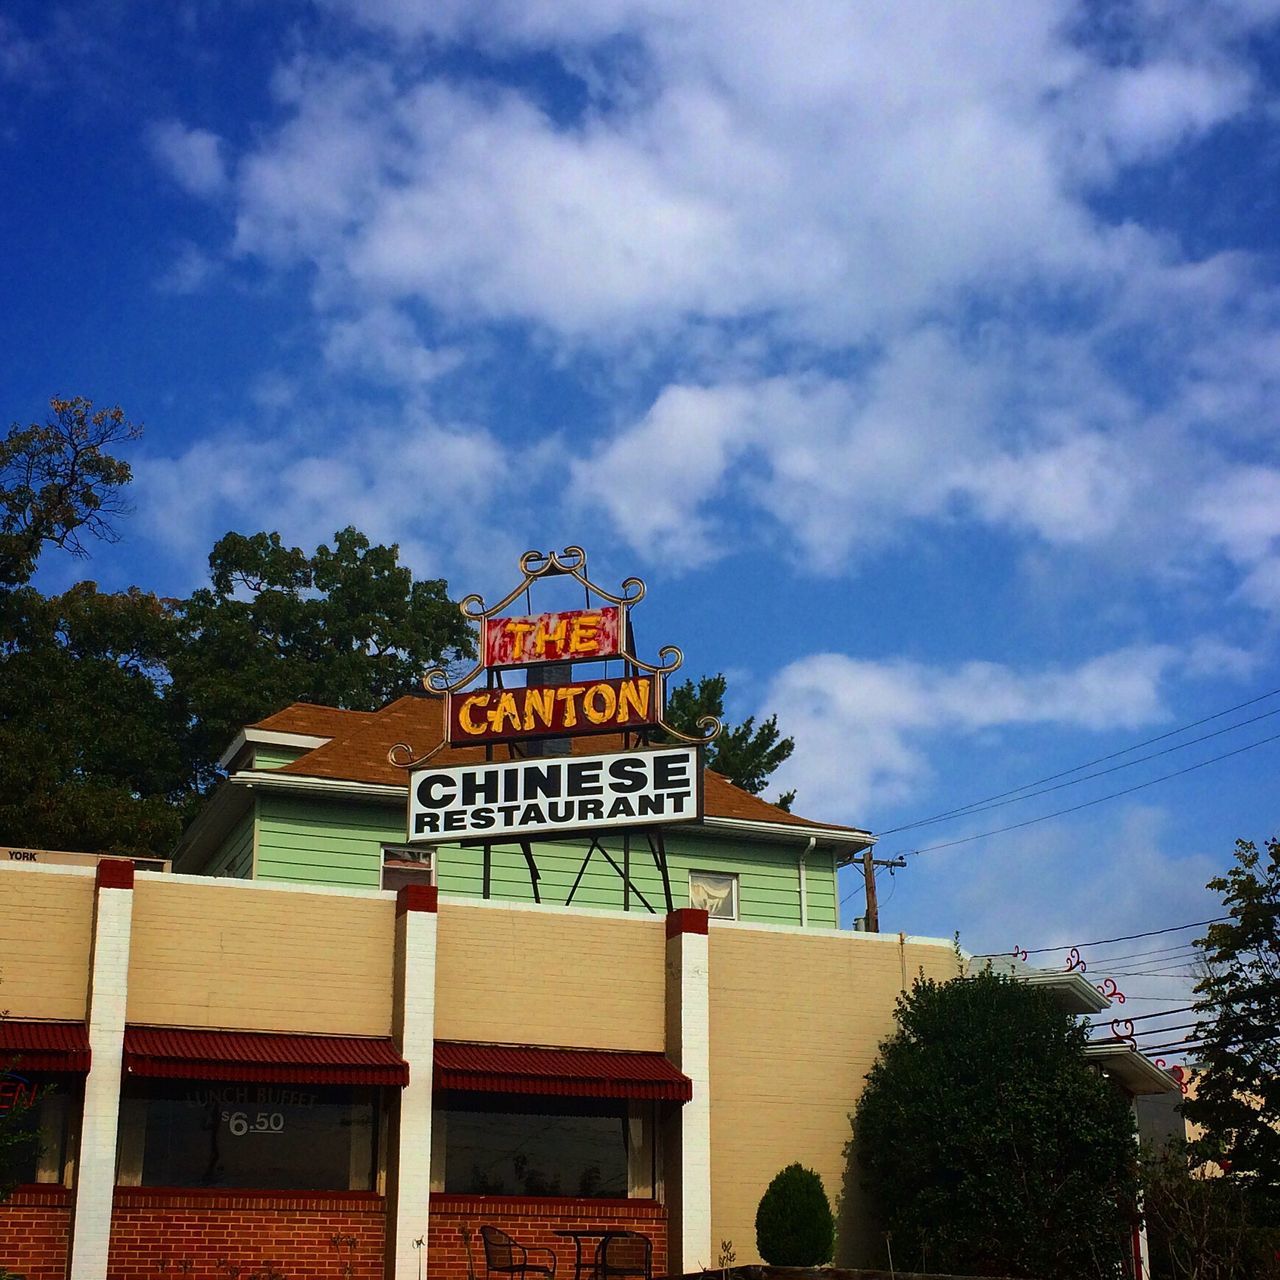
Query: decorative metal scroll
389,546,722,770
1064,946,1087,974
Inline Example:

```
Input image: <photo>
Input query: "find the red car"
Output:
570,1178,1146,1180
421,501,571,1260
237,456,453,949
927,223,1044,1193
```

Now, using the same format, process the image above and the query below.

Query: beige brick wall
708,926,961,1269
126,879,396,1035
0,866,94,1020
434,901,666,1050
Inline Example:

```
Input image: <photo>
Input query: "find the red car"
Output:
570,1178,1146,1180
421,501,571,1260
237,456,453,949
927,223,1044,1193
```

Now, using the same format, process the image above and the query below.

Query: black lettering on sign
654,751,690,792
417,775,456,808
607,757,646,792
567,760,603,796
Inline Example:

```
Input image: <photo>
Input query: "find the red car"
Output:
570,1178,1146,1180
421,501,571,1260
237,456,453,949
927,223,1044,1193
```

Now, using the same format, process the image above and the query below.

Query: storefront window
0,1073,71,1185
439,1093,629,1198
118,1080,378,1190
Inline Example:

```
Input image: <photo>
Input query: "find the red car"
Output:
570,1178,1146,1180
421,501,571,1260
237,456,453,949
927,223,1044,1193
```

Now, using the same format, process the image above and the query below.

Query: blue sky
6,0,1280,1040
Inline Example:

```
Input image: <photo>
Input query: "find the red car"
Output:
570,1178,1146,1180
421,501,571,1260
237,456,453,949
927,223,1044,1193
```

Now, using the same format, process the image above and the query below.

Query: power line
879,686,1280,836
894,729,1280,859
1083,941,1200,966
1087,1004,1195,1026
883,704,1280,835
976,919,1226,958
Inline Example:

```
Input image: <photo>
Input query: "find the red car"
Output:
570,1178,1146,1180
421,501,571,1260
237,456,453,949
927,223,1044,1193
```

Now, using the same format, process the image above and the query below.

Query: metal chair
595,1232,652,1280
479,1225,557,1280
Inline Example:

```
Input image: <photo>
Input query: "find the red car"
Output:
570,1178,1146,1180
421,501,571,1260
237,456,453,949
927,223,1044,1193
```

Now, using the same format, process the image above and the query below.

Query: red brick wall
0,1185,72,1280
428,1195,667,1280
107,1188,387,1280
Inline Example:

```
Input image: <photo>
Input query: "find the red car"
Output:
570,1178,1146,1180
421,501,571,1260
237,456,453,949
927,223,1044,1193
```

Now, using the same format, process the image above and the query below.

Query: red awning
0,1020,90,1073
434,1042,692,1102
123,1027,408,1086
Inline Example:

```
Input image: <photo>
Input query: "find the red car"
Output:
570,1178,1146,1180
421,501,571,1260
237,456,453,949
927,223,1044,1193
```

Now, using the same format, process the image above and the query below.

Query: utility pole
861,848,907,932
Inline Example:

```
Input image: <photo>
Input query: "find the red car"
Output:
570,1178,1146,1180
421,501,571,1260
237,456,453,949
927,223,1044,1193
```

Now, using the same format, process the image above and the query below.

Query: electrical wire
878,686,1280,836
1087,1004,1196,1026
892,728,1280,859
1080,941,1200,966
975,918,1227,958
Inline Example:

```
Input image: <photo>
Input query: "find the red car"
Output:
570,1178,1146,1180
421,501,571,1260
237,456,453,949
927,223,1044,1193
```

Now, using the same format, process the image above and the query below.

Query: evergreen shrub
754,1161,835,1266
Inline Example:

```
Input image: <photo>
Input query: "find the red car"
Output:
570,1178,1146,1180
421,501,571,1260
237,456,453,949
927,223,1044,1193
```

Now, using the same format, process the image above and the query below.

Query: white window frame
381,844,435,891
688,869,738,920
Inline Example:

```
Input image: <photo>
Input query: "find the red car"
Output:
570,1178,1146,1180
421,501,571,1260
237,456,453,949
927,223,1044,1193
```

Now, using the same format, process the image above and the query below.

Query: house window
382,844,434,893
117,1079,379,1190
689,870,738,920
437,1093,637,1198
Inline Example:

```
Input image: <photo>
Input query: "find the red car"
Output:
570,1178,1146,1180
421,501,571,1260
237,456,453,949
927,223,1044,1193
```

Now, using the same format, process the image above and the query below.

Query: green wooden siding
252,746,308,770
251,792,838,926
204,808,255,879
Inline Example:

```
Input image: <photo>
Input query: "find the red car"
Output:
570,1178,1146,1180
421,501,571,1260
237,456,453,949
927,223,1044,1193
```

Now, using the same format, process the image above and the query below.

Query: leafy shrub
754,1162,835,1266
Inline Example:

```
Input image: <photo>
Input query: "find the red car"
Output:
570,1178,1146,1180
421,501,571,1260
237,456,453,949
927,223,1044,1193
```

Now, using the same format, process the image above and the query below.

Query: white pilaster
69,861,135,1280
666,909,712,1276
389,886,439,1279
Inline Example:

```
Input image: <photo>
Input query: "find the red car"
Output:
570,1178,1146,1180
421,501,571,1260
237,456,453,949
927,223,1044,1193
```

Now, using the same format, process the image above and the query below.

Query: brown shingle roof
264,695,863,835
251,702,378,737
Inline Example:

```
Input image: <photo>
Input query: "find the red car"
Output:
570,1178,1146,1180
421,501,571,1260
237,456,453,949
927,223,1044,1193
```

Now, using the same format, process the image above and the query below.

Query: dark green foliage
663,674,795,807
853,969,1138,1279
0,400,475,856
171,527,474,790
1186,838,1280,1224
754,1162,835,1266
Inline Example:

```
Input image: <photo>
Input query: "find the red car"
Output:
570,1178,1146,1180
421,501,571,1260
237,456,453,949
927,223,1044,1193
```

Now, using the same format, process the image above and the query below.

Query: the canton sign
394,546,719,850
446,675,655,747
408,747,700,843
482,606,621,668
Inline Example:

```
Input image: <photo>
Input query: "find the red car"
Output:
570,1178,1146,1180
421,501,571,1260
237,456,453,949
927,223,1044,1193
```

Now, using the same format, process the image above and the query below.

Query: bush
754,1162,835,1266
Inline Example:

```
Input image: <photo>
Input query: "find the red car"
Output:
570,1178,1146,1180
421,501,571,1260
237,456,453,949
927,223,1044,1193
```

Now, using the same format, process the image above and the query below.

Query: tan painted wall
0,866,94,1020
435,902,666,1051
708,926,962,1269
127,879,396,1035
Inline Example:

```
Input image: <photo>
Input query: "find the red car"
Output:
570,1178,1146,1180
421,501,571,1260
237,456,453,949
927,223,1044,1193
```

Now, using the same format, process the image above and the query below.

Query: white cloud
323,306,465,387
149,119,229,198
764,645,1177,821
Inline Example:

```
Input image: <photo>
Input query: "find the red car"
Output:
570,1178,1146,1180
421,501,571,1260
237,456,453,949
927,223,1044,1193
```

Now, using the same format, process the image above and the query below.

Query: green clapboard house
175,697,873,929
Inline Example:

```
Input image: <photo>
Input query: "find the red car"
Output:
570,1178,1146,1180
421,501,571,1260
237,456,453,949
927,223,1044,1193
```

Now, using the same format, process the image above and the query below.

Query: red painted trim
113,1186,385,1206
6,1185,72,1207
430,1193,662,1211
95,858,134,890
397,883,438,915
665,907,708,938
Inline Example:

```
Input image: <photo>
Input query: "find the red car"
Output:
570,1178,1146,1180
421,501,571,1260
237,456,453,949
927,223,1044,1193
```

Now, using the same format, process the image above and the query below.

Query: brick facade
106,1188,387,1280
0,1185,72,1280
427,1195,667,1280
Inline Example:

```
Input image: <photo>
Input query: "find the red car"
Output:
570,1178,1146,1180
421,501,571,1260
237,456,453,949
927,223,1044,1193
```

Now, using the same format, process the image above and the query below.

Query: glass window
119,1079,378,1190
0,1072,72,1185
382,845,434,892
439,1092,628,1198
689,870,738,920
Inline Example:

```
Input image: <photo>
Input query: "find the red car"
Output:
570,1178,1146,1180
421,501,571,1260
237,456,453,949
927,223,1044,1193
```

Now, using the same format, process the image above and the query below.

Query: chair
595,1232,652,1280
479,1225,557,1280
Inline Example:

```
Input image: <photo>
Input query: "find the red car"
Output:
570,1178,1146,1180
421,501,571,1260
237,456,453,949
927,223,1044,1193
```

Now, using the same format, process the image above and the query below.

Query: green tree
171,527,474,786
663,674,795,808
1186,838,1280,1223
852,969,1137,1279
0,397,138,588
0,581,187,856
754,1162,835,1266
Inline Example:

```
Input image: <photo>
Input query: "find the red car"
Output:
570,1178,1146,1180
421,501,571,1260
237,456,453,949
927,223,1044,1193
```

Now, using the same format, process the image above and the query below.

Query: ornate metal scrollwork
1109,1018,1137,1050
1095,976,1126,1004
1064,946,1087,974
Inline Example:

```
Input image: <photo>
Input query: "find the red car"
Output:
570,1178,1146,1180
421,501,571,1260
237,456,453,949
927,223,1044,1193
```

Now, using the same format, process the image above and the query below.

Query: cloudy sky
6,0,1280,1046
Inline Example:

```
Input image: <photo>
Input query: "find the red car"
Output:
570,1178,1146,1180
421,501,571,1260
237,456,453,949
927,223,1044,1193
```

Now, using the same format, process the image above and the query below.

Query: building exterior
0,551,1178,1280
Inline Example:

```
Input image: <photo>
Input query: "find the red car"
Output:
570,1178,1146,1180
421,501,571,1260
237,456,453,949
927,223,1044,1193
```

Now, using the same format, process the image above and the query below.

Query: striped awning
123,1027,408,1086
434,1042,692,1101
0,1020,90,1073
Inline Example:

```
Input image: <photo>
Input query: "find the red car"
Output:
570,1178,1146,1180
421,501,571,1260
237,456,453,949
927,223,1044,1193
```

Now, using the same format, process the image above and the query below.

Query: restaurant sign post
391,547,720,911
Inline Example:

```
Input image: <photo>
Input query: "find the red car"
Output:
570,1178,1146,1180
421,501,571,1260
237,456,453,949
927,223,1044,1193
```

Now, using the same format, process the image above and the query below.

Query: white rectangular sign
407,747,702,843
